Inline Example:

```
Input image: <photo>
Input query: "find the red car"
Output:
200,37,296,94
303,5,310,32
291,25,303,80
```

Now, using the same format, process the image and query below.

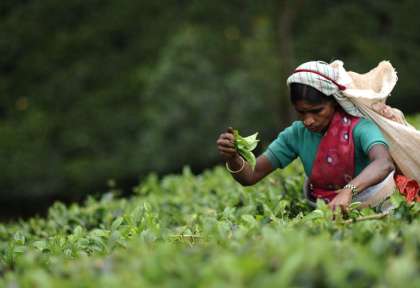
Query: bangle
343,183,359,196
226,157,245,174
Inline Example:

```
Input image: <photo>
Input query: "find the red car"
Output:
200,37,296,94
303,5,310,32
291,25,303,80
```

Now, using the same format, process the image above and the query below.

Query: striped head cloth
287,61,363,117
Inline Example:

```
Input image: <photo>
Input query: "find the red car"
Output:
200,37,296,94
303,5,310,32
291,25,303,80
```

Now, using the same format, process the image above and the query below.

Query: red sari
309,109,360,202
308,108,420,203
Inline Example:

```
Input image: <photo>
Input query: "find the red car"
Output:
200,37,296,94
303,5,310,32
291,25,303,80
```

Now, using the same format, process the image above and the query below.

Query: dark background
1,0,419,218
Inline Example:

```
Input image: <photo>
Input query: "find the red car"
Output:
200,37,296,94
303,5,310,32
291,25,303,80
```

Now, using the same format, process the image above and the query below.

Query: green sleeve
354,118,388,154
263,122,299,169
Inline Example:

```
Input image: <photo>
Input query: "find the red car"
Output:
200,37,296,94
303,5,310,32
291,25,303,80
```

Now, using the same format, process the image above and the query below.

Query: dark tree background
1,0,419,216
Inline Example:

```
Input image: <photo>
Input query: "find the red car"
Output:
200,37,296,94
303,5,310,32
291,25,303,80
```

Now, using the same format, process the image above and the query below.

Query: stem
168,235,203,238
343,212,390,224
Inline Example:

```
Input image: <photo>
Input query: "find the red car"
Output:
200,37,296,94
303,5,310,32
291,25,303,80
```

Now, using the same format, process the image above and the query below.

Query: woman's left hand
328,189,352,212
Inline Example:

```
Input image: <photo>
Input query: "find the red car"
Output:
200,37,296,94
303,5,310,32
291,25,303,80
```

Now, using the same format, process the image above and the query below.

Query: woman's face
293,100,336,133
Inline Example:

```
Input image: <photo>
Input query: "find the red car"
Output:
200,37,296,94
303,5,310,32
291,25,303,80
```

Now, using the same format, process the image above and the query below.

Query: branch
343,211,390,224
168,235,203,238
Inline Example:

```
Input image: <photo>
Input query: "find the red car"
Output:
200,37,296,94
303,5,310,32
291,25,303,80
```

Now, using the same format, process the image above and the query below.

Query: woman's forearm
226,155,275,186
226,155,256,186
349,158,394,192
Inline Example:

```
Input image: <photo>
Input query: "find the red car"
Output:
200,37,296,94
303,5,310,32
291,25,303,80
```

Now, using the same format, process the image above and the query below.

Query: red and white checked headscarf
287,61,363,117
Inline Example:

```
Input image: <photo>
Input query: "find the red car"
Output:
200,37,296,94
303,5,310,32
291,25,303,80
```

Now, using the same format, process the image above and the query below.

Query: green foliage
0,164,419,287
234,130,259,169
407,114,420,128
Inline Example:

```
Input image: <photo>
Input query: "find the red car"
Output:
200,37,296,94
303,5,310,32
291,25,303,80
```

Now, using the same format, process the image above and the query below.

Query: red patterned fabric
394,174,420,202
309,109,360,202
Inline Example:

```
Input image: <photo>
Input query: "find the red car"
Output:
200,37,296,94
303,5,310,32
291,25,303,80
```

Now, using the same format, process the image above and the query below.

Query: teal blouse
263,118,388,177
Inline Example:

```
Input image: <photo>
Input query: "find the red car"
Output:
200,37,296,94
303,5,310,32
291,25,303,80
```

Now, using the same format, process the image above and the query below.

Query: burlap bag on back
330,60,420,182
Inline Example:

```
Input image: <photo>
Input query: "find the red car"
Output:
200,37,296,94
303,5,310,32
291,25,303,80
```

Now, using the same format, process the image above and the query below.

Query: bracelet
343,183,359,196
226,157,245,174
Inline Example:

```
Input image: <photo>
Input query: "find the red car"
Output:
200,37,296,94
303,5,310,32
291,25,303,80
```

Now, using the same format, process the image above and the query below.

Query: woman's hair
289,83,334,105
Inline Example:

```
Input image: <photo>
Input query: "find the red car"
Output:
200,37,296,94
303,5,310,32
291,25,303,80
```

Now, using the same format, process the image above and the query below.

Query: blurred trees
0,0,420,207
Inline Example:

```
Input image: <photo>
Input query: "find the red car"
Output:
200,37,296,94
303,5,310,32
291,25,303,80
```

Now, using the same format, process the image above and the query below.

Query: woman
216,61,396,211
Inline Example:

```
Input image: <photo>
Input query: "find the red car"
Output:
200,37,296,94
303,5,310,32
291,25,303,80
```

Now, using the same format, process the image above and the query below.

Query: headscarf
286,61,363,117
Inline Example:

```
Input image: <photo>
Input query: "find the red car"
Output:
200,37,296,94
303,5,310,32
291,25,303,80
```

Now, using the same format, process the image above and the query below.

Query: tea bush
0,162,418,287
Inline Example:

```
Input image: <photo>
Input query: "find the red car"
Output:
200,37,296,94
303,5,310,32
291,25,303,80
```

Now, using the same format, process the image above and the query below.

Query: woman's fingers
222,132,234,142
328,198,338,210
328,201,348,213
218,147,236,154
219,149,237,160
216,127,237,161
216,138,234,148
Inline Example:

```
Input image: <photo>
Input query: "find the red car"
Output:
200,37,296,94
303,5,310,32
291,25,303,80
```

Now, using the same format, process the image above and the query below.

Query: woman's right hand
216,127,239,161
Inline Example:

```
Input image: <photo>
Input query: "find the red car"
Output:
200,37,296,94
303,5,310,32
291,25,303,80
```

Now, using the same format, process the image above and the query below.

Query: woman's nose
303,116,315,126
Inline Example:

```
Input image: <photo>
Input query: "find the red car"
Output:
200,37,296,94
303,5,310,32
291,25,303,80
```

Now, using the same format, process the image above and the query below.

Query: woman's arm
216,127,275,186
348,144,395,191
226,154,275,186
328,144,395,210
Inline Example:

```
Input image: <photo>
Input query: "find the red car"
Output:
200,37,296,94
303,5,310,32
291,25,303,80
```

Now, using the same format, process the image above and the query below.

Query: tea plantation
0,116,419,287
